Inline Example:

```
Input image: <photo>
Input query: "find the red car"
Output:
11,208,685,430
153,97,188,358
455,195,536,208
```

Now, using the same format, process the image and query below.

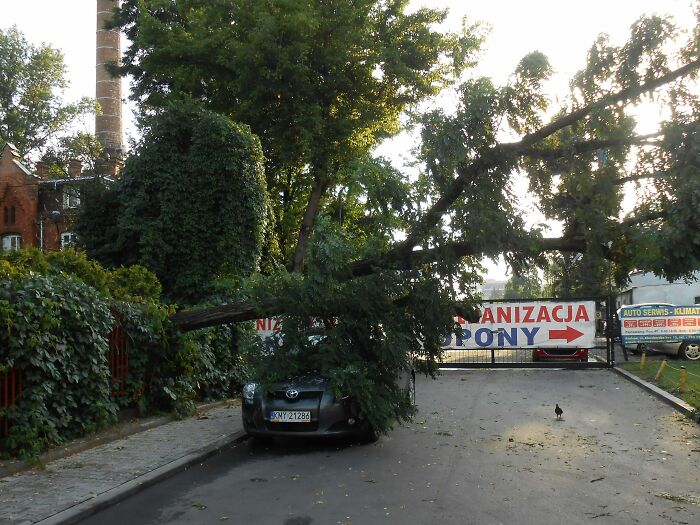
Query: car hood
274,376,329,391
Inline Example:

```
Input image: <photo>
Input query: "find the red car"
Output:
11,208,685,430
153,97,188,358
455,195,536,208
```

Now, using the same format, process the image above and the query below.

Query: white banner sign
442,301,597,349
254,318,282,340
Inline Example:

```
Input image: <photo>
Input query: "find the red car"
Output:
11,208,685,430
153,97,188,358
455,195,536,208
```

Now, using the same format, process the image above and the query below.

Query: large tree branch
507,58,700,151
171,297,279,331
615,171,669,185
172,59,700,331
396,59,700,257
524,134,662,161
172,235,600,330
176,226,671,330
349,236,599,277
620,209,667,228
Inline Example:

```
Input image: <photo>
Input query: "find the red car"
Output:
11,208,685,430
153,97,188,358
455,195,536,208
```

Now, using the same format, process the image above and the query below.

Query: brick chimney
68,159,82,178
35,160,48,178
96,0,123,176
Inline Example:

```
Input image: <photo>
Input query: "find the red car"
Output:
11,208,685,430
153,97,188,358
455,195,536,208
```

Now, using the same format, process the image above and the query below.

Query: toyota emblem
285,389,299,399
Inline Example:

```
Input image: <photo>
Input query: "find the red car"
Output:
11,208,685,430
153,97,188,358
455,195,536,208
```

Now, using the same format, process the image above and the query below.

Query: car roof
616,303,674,314
619,303,674,308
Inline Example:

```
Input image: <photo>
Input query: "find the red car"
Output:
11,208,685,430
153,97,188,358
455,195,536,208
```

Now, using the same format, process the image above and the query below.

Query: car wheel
679,342,700,361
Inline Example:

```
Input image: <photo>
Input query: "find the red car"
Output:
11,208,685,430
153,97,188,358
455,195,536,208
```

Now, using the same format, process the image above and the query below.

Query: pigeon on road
555,404,563,420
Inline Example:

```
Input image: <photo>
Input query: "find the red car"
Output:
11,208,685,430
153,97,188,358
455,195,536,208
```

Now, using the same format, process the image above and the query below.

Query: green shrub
44,249,111,293
0,259,27,280
76,102,268,305
0,246,51,275
0,274,117,458
108,265,163,302
0,250,169,457
0,248,246,457
0,247,162,301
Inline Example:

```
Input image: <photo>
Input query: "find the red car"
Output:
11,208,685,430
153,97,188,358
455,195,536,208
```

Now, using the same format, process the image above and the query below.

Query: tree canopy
112,0,482,270
168,7,700,330
0,26,95,161
107,1,700,433
503,270,542,300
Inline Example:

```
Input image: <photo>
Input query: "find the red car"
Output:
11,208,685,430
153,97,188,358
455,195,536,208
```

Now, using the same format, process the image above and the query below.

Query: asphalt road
80,369,700,525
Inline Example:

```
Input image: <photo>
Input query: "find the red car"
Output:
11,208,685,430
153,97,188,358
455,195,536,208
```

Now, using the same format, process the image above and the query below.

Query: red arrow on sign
549,326,584,343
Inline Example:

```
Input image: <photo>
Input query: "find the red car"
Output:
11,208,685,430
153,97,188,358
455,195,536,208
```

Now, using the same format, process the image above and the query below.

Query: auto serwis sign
442,300,596,349
620,304,700,345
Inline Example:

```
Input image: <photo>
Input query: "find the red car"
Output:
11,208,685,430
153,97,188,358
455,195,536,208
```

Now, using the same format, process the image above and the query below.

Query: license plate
269,410,311,423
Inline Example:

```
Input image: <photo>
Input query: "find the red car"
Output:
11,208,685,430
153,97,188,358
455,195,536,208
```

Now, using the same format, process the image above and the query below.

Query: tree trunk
291,173,328,273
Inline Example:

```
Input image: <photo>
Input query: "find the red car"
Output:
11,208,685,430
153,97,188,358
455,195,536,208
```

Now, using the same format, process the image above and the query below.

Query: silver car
242,371,416,442
633,341,700,360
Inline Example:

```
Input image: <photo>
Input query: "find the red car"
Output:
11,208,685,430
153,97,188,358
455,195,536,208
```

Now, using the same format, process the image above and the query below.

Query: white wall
631,283,700,305
618,271,700,306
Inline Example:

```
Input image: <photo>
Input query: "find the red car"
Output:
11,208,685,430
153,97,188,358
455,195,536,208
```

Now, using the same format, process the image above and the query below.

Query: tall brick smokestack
96,0,123,174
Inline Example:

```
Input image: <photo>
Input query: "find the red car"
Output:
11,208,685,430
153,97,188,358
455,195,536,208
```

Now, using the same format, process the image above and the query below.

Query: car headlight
243,383,258,403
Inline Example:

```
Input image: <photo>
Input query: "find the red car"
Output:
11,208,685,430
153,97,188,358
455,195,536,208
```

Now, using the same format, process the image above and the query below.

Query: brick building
1,1,123,254
0,143,102,252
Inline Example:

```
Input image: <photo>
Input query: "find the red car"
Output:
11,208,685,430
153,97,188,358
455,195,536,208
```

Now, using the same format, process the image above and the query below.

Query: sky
0,0,696,279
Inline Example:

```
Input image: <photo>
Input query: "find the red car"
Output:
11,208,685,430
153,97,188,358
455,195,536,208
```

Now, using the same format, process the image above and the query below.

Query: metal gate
441,296,614,369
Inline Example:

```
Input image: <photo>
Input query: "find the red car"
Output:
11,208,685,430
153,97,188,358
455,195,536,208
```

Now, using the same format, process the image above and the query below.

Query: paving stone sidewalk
0,403,243,525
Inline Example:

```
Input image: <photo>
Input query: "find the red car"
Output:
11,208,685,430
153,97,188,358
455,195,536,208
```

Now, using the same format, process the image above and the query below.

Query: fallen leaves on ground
655,492,700,505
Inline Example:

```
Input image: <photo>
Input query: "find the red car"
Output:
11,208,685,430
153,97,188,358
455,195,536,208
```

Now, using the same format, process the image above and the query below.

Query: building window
60,232,77,249
695,296,700,304
2,234,21,252
2,206,14,225
62,187,81,209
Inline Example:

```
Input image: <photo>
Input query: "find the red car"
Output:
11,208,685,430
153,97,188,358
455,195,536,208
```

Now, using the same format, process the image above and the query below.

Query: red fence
1,319,127,441
107,319,128,397
1,368,23,438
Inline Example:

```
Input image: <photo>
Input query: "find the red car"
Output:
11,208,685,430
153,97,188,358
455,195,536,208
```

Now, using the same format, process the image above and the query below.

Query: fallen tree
106,3,700,434
171,54,700,329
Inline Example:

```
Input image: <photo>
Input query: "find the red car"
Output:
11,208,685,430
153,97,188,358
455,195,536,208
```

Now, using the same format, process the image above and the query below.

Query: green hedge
0,248,246,459
0,273,116,459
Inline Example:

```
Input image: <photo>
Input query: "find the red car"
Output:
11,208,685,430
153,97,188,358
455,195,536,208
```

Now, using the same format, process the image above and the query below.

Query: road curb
32,430,249,525
612,366,696,416
0,400,230,479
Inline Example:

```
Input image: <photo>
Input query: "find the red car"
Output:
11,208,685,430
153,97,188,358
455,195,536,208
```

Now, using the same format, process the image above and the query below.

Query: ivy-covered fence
0,273,116,459
0,248,246,460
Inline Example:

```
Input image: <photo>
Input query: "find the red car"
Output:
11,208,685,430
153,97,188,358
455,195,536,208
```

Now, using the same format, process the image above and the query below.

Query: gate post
606,295,617,367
